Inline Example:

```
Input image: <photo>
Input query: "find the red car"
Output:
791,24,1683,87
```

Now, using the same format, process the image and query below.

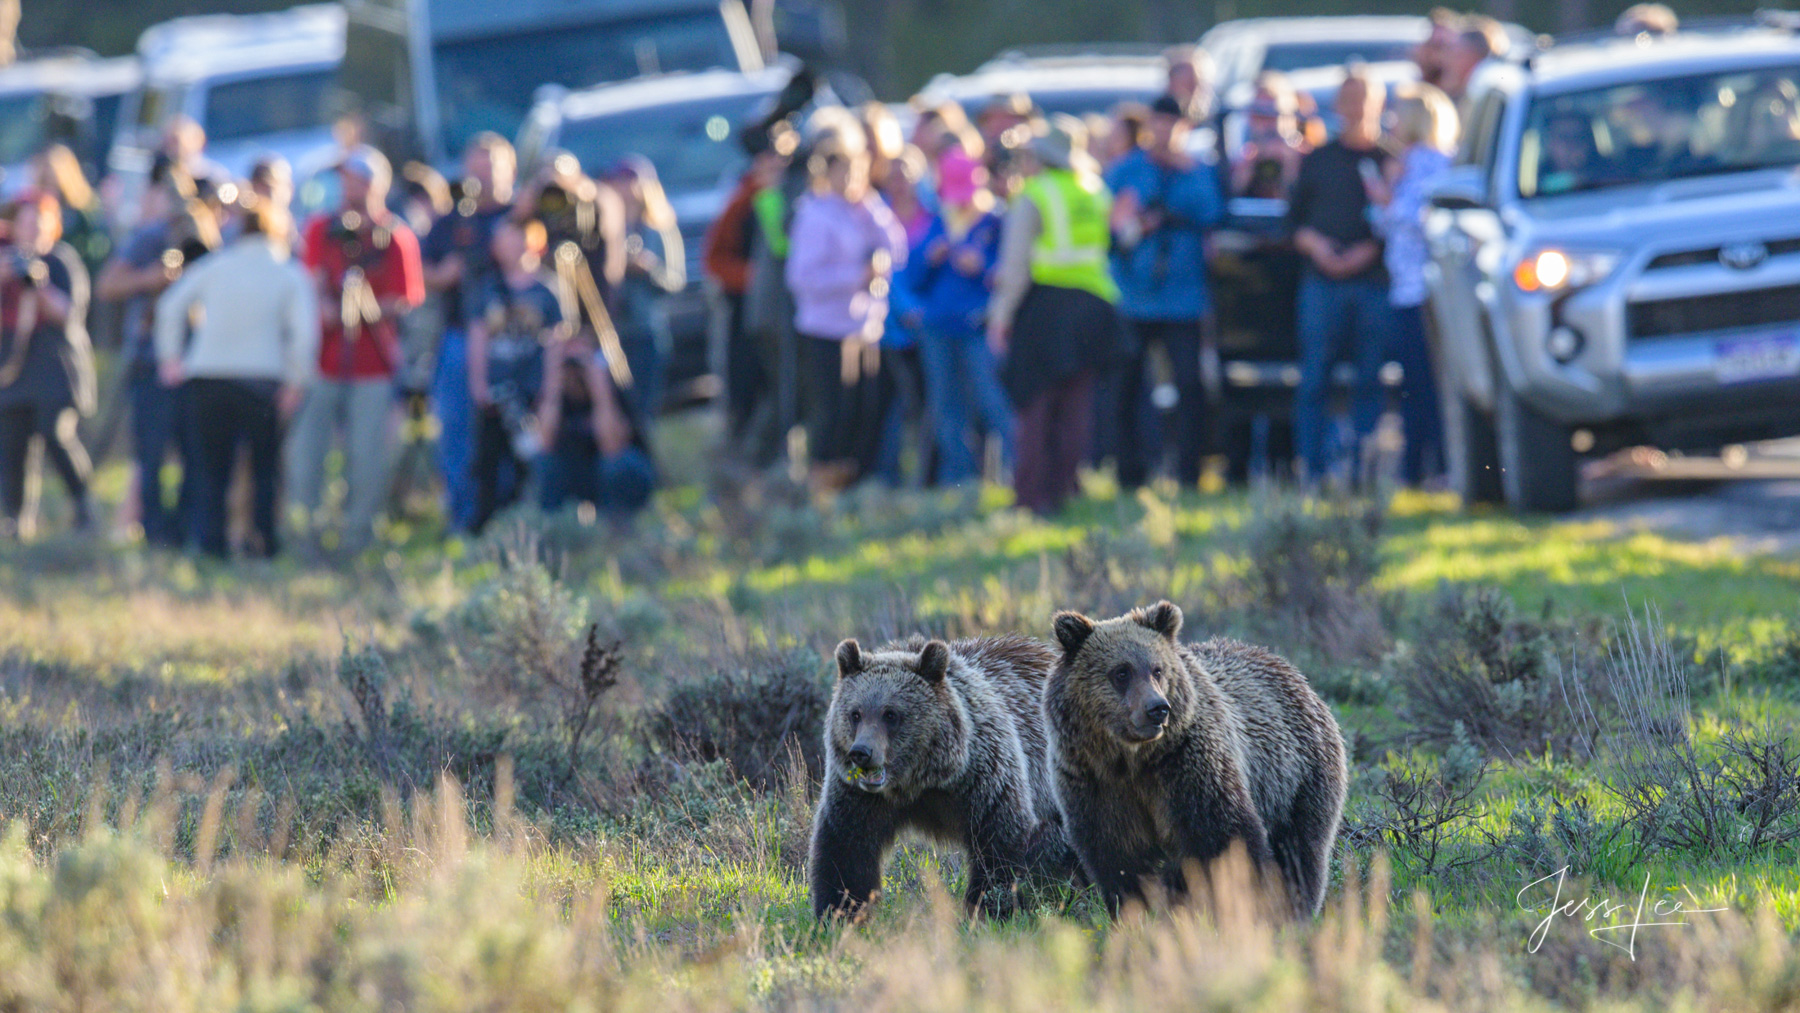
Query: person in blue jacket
1104,92,1225,490
899,146,1013,485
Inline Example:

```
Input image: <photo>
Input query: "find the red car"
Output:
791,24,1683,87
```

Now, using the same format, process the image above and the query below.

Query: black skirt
1002,283,1124,408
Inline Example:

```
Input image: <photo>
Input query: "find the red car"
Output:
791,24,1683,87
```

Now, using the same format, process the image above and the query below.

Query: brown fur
809,634,1064,920
1043,602,1347,917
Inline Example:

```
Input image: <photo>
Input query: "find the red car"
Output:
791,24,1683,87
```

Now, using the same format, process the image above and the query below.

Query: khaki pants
285,378,395,551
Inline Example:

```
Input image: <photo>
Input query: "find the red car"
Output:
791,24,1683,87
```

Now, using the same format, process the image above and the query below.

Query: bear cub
1043,601,1346,917
810,634,1063,920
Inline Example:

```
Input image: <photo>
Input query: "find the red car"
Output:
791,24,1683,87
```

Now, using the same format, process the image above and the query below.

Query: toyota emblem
1720,241,1769,271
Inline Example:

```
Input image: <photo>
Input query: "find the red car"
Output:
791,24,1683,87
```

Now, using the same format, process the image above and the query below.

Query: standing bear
1043,601,1347,917
810,634,1065,920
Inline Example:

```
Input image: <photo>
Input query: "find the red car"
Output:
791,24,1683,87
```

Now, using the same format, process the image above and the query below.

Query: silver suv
1425,24,1800,511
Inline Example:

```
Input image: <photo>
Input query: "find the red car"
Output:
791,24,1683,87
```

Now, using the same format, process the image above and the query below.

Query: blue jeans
918,324,1015,484
130,360,184,546
537,438,655,517
431,329,476,532
1390,302,1444,485
1294,273,1392,480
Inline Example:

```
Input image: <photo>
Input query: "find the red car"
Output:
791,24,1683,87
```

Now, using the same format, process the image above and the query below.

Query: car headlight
1512,249,1620,293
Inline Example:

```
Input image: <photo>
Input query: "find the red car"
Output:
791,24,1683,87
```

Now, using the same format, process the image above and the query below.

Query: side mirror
1428,165,1488,211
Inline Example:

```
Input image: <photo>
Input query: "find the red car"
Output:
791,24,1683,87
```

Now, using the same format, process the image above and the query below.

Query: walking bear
810,634,1063,920
1043,601,1346,917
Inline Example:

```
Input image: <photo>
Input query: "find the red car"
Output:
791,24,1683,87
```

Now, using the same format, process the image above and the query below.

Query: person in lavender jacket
785,117,908,490
1369,82,1459,487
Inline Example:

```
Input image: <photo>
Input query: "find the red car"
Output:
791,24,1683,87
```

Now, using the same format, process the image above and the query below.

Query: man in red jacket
288,145,423,554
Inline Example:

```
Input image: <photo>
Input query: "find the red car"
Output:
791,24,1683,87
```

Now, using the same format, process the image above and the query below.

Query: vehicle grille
1645,237,1800,271
1628,283,1800,339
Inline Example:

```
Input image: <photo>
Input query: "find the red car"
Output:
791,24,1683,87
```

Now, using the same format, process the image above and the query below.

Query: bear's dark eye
1110,664,1131,689
1151,665,1164,681
850,709,862,725
883,708,901,725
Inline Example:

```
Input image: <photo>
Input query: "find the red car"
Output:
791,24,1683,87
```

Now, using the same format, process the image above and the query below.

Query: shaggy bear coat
809,634,1062,920
1043,601,1347,917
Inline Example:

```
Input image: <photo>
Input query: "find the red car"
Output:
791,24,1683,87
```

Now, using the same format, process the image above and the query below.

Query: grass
2,468,1800,1010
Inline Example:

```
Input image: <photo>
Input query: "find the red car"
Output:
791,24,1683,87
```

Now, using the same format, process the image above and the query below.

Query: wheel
1449,393,1503,505
1495,382,1579,513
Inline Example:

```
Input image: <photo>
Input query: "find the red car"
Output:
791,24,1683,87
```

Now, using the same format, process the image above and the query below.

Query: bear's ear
917,640,950,684
1052,611,1095,658
835,639,864,679
1134,600,1183,641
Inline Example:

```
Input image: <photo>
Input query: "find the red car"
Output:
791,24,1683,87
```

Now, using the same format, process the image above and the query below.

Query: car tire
1495,381,1579,513
1443,388,1503,506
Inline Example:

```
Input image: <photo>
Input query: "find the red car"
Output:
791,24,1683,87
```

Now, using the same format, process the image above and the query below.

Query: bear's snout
1120,692,1171,743
843,740,890,791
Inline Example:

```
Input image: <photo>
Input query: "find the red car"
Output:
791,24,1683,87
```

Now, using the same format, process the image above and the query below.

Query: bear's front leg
1055,771,1158,916
809,785,898,921
962,782,1037,919
1166,757,1276,902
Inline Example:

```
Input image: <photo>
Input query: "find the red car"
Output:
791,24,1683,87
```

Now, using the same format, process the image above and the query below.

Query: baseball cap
336,145,392,191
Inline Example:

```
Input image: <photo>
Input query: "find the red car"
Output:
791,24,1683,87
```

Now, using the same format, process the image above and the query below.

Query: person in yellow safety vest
987,114,1126,515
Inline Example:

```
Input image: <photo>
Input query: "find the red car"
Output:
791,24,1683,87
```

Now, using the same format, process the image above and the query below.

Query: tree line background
18,0,1785,100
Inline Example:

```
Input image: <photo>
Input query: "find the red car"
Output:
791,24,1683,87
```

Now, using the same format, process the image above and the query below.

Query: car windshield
203,70,335,142
1261,39,1418,74
434,13,740,159
1520,66,1800,198
556,92,766,194
0,92,46,164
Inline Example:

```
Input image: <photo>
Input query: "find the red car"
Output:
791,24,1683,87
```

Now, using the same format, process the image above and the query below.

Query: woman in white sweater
155,201,319,557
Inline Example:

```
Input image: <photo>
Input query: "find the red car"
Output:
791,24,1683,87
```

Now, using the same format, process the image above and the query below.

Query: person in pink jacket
785,116,908,490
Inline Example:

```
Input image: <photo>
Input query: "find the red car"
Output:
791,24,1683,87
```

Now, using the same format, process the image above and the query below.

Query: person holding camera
96,172,218,546
423,133,516,532
785,118,908,491
291,146,423,556
534,330,652,519
468,217,567,532
1104,92,1225,491
0,191,95,538
154,200,317,558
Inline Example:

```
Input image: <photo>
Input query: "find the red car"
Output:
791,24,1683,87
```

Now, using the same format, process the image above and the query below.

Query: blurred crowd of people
0,5,1683,554
6,111,679,555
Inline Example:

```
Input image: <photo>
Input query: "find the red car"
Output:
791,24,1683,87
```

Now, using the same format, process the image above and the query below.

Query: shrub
430,529,591,707
1241,494,1388,663
640,648,831,790
1342,734,1489,879
1396,585,1604,759
1567,606,1800,861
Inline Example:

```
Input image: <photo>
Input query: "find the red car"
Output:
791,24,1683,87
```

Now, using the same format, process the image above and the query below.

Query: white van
109,4,345,224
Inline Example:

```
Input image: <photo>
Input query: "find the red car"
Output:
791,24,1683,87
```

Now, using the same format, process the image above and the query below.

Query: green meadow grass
0,476,1798,1009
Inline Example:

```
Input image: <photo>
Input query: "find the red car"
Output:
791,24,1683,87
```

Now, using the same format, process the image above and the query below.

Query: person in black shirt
1285,67,1394,484
423,133,515,532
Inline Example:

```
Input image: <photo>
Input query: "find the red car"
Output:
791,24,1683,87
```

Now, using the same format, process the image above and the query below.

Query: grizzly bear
809,634,1064,920
1043,601,1346,918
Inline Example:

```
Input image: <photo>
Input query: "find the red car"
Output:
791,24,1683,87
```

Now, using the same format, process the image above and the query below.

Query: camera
4,249,45,287
326,210,392,265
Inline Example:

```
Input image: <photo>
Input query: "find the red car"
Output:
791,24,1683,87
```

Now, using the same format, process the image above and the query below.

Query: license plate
1716,335,1800,384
